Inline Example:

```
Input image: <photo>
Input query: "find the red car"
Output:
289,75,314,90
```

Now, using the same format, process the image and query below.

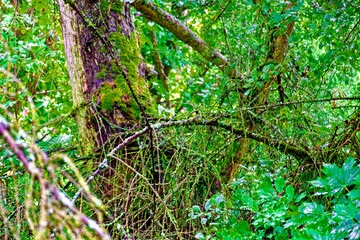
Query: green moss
109,1,125,14
100,83,119,110
99,29,152,120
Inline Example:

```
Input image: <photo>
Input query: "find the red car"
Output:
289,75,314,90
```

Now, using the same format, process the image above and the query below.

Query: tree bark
58,0,150,156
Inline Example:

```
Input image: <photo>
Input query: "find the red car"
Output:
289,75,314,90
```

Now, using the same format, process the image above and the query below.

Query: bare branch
242,97,360,111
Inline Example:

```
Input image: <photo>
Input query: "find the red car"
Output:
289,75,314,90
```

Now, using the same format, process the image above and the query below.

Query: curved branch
133,0,240,78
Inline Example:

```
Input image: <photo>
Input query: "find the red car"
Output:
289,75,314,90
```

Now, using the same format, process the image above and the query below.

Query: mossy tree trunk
228,2,296,181
58,0,150,156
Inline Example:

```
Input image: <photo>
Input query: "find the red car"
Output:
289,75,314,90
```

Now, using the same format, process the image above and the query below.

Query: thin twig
0,122,111,240
242,97,360,111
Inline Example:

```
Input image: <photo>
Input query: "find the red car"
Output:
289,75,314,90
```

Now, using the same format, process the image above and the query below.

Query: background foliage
1,0,360,239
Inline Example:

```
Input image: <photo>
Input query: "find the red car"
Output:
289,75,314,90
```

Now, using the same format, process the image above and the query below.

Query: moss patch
99,30,151,120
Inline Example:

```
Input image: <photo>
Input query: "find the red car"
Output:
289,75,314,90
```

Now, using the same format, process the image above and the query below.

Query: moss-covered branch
133,0,240,78
108,117,312,161
204,120,312,161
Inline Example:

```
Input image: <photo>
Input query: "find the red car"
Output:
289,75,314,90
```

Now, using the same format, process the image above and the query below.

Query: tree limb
132,0,241,78
108,117,312,161
242,97,360,111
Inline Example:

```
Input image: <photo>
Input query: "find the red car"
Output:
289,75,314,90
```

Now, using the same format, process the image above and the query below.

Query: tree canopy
1,0,360,239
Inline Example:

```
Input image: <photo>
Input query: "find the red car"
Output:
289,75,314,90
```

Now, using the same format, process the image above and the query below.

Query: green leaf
263,4,270,14
1,31,8,40
270,12,283,23
243,0,254,5
242,196,259,212
34,0,46,11
295,192,307,203
215,194,224,205
192,205,201,212
286,185,294,199
195,232,204,239
347,189,360,200
299,202,324,215
333,202,357,220
233,220,250,232
311,157,360,197
205,200,211,211
275,177,285,193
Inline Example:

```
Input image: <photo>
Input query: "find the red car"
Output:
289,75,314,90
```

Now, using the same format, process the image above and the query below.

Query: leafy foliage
0,0,360,239
192,157,360,239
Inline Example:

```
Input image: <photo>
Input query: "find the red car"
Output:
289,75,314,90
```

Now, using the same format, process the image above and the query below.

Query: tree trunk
228,3,296,181
58,0,150,156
